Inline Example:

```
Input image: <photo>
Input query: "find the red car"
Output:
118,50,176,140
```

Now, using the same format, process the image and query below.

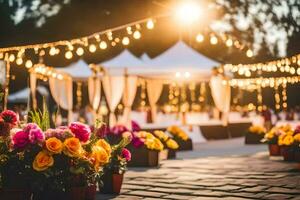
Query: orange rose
45,137,63,154
95,139,112,156
63,137,83,157
33,151,54,171
90,146,110,171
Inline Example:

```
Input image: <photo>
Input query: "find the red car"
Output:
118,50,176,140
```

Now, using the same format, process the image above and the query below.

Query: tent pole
3,53,10,110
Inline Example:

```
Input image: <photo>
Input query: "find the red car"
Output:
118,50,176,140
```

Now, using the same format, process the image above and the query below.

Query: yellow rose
45,137,63,154
33,151,54,171
283,135,294,146
90,146,110,171
154,131,169,142
95,139,112,156
294,134,300,142
166,139,179,150
63,137,83,157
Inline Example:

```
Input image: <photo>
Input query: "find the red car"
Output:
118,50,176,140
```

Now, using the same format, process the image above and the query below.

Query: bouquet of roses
153,130,179,150
167,125,189,141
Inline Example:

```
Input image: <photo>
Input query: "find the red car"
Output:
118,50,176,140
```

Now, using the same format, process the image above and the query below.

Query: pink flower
96,124,110,138
45,127,73,140
111,125,128,136
23,123,38,133
28,127,45,144
12,130,29,149
131,120,141,132
0,110,18,126
121,148,131,161
69,122,91,143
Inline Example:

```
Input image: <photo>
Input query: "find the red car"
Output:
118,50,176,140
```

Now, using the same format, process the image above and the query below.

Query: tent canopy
8,86,49,103
99,49,146,75
140,53,151,62
134,41,220,80
55,59,92,80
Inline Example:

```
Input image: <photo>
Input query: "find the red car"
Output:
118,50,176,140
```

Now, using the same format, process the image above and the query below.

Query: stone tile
149,187,194,195
264,194,295,199
267,187,300,194
127,191,166,198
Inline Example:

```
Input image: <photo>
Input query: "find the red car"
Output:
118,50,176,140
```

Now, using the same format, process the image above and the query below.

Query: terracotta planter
159,149,169,161
175,138,193,151
244,132,264,144
100,173,124,194
0,188,31,200
268,144,281,156
128,146,159,167
69,187,86,200
167,149,176,159
85,184,97,200
280,146,295,162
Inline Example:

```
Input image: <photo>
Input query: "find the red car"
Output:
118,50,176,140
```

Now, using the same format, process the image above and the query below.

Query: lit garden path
98,138,300,199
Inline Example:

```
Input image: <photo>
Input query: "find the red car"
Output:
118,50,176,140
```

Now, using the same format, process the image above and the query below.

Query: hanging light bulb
246,49,253,58
226,38,233,47
65,51,73,59
126,26,132,34
25,60,33,68
111,41,116,47
76,47,84,56
210,35,218,45
99,41,107,49
55,48,60,55
114,38,120,43
133,30,141,39
16,57,23,65
49,47,57,56
89,44,97,53
146,19,154,29
196,34,204,42
9,54,15,62
122,37,130,45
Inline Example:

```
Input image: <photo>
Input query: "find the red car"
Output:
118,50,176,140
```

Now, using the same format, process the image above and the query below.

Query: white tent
8,86,49,103
99,49,146,75
140,53,151,62
135,41,220,80
55,59,92,81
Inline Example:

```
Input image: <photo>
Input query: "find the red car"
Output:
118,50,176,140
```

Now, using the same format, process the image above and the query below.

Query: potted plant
99,134,132,194
262,126,285,156
245,125,266,144
278,130,295,162
294,133,300,163
153,130,179,159
167,126,193,151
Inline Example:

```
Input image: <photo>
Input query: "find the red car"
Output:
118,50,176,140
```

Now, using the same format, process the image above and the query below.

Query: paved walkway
98,138,300,200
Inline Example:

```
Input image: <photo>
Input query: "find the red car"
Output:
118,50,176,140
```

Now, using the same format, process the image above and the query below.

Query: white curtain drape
88,76,101,122
122,76,138,129
29,72,37,109
49,75,73,123
146,79,163,123
102,75,125,127
210,75,231,126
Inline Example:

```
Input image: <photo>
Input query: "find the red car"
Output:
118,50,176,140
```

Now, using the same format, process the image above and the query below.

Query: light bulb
226,39,233,47
99,41,107,49
16,57,23,65
246,49,253,58
49,47,56,56
133,31,141,39
9,54,15,62
25,60,33,68
146,19,154,29
65,51,73,59
122,37,130,46
89,44,97,53
196,34,204,42
210,36,218,45
76,47,84,56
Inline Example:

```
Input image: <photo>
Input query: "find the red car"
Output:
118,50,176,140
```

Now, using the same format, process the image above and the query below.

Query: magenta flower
96,124,110,138
121,148,131,161
28,127,45,144
23,123,38,133
295,125,300,135
131,120,141,132
12,130,30,149
69,122,91,143
0,110,18,126
111,125,128,136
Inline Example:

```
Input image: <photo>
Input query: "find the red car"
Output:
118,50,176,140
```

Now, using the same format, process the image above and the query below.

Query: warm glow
76,47,84,56
9,54,15,62
65,51,73,59
25,60,33,68
89,44,97,53
226,39,233,47
184,72,191,78
246,49,253,58
133,31,141,39
122,37,130,45
99,41,107,49
146,19,154,29
49,47,56,56
210,35,218,45
16,57,23,65
196,34,204,42
175,72,181,78
175,1,201,24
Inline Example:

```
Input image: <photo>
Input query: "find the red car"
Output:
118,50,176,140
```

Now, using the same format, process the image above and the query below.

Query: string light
246,49,253,58
89,44,97,53
16,57,23,65
76,47,84,56
122,37,130,45
210,35,218,45
226,38,233,47
49,47,57,56
196,34,204,43
9,54,15,62
65,51,73,59
25,60,33,68
99,41,107,49
133,30,141,39
146,19,154,29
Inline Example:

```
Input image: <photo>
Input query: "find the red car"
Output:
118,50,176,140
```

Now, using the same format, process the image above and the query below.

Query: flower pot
294,148,300,162
69,187,86,200
85,184,97,200
0,188,31,200
174,138,193,151
167,149,176,159
100,172,124,194
159,149,169,161
244,132,264,144
280,146,295,162
268,144,281,156
128,146,159,167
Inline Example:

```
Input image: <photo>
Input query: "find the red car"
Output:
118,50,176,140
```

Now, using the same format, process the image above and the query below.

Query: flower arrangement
248,125,266,135
153,130,179,150
133,131,164,151
167,125,189,141
263,125,291,145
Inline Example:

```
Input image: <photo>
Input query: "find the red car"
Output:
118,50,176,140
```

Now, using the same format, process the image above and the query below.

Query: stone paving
98,139,300,200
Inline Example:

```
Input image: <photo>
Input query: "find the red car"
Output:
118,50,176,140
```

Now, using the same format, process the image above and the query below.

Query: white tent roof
140,53,151,62
100,50,146,75
134,41,220,80
55,59,92,80
8,86,49,103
